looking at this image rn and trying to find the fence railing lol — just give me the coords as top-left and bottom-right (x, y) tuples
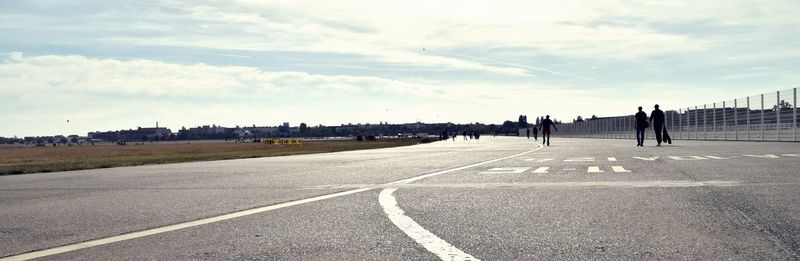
(557, 88), (799, 142)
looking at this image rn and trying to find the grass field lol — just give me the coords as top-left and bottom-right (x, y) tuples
(0, 139), (435, 175)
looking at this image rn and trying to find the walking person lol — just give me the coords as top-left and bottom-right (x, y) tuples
(635, 106), (648, 147)
(532, 125), (538, 141)
(541, 115), (557, 146)
(526, 128), (531, 139)
(650, 104), (665, 146)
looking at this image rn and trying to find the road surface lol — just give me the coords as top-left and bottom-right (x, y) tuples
(1, 137), (799, 260)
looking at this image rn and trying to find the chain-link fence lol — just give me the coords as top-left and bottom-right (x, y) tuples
(558, 88), (799, 142)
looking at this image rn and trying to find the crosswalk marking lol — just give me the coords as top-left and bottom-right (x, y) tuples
(633, 157), (659, 161)
(523, 158), (555, 162)
(612, 166), (631, 173)
(480, 167), (531, 174)
(668, 156), (707, 160)
(587, 166), (604, 173)
(743, 154), (780, 159)
(607, 157), (617, 162)
(532, 167), (550, 174)
(565, 157), (595, 162)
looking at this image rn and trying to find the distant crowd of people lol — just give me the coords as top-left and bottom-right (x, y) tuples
(438, 107), (675, 148)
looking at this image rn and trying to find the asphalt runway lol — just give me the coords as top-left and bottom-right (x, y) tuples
(1, 137), (799, 260)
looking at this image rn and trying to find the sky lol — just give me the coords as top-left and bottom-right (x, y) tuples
(1, 0), (799, 137)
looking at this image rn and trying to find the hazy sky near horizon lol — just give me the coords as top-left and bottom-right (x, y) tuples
(1, 0), (799, 136)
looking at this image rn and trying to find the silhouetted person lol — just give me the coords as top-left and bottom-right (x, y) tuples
(541, 115), (557, 146)
(526, 128), (531, 139)
(463, 131), (468, 140)
(532, 126), (538, 141)
(635, 106), (648, 147)
(650, 104), (665, 146)
(475, 132), (480, 140)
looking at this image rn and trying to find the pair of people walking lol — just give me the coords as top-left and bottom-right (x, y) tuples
(635, 104), (672, 147)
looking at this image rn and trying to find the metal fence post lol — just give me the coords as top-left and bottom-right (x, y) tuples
(712, 103), (716, 140)
(703, 104), (707, 140)
(678, 108), (682, 140)
(694, 106), (705, 140)
(722, 101), (726, 140)
(735, 102), (739, 139)
(761, 94), (765, 142)
(777, 91), (781, 141)
(794, 88), (797, 142)
(747, 97), (751, 141)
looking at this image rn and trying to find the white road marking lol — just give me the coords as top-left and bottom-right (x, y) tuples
(564, 157), (595, 162)
(782, 154), (800, 157)
(743, 154), (780, 159)
(532, 167), (550, 173)
(308, 180), (762, 189)
(607, 157), (617, 162)
(480, 167), (531, 174)
(668, 156), (708, 161)
(705, 156), (728, 160)
(389, 145), (543, 185)
(0, 188), (372, 261)
(524, 158), (554, 162)
(380, 145), (544, 260)
(612, 166), (631, 173)
(633, 157), (659, 161)
(587, 166), (604, 173)
(4, 144), (544, 261)
(563, 168), (576, 171)
(380, 188), (480, 261)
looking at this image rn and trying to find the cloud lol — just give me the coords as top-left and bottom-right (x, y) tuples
(0, 52), (451, 99)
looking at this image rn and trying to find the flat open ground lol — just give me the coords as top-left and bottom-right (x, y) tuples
(0, 139), (429, 175)
(1, 137), (799, 260)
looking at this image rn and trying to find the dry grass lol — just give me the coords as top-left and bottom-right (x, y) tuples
(0, 139), (433, 175)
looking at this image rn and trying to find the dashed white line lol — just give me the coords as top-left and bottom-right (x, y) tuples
(612, 166), (632, 173)
(743, 154), (780, 159)
(587, 166), (604, 173)
(668, 156), (708, 160)
(380, 188), (480, 261)
(564, 157), (595, 162)
(480, 167), (531, 174)
(532, 167), (550, 173)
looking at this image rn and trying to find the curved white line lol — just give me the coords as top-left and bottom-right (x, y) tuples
(380, 144), (543, 260)
(380, 188), (480, 261)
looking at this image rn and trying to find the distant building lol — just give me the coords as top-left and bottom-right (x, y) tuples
(89, 126), (172, 141)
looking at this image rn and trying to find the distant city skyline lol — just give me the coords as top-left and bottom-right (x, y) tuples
(2, 1), (799, 137)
